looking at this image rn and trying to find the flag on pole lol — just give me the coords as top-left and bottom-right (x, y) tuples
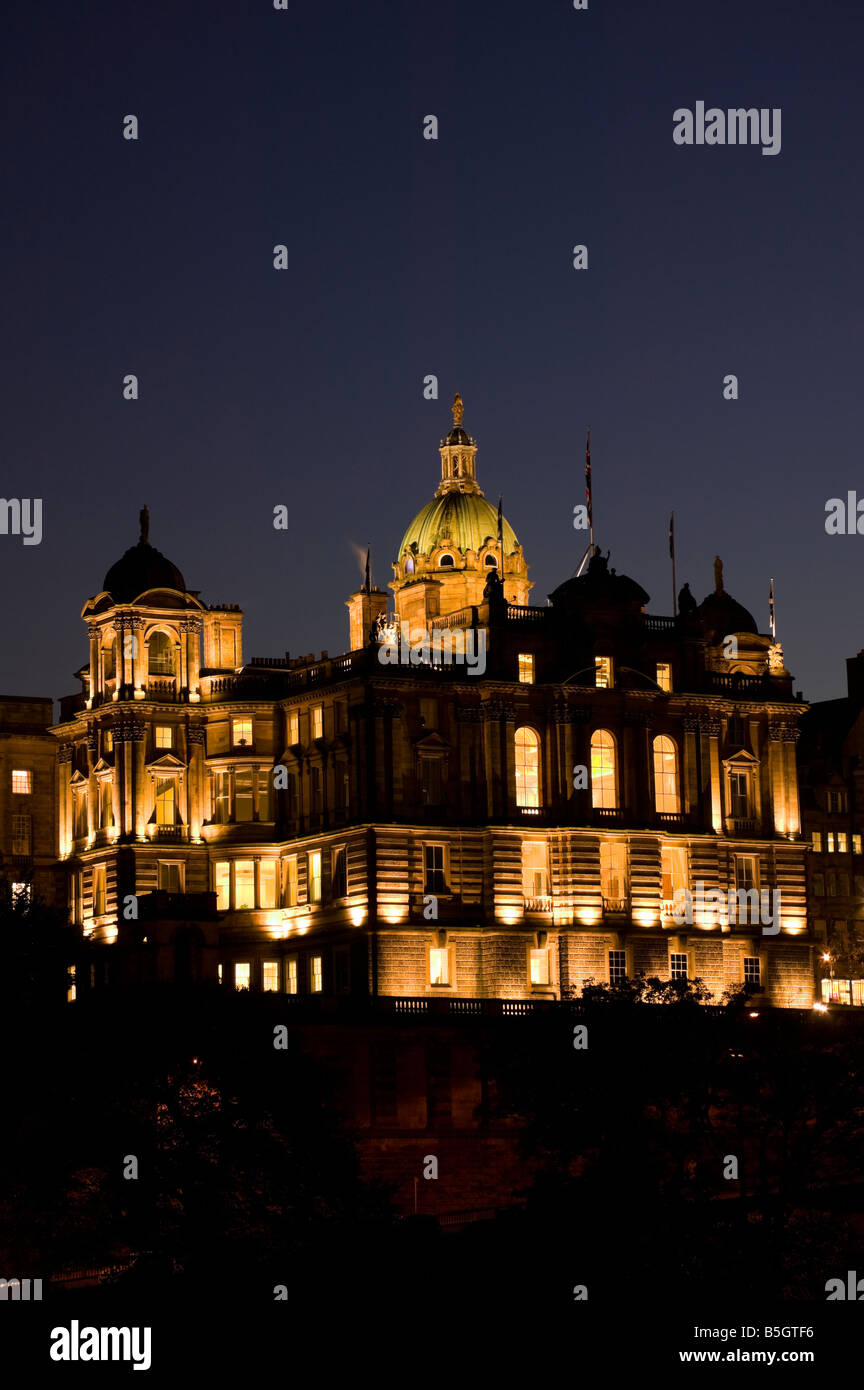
(769, 577), (775, 639)
(669, 511), (675, 559)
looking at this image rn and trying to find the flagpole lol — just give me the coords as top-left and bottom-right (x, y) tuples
(669, 512), (677, 616)
(769, 578), (776, 640)
(585, 428), (594, 554)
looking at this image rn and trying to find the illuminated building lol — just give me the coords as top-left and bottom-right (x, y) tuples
(48, 403), (813, 1007)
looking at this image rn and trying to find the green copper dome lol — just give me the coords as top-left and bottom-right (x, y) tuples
(399, 492), (519, 559)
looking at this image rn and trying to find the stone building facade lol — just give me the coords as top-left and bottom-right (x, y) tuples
(0, 696), (62, 907)
(49, 402), (815, 1008)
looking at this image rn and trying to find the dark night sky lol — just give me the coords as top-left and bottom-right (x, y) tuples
(2, 0), (862, 707)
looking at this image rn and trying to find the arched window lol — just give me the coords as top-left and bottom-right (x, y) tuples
(590, 730), (617, 808)
(148, 631), (175, 675)
(484, 554), (498, 567)
(404, 556), (415, 574)
(103, 638), (116, 679)
(653, 735), (679, 814)
(515, 727), (541, 809)
(438, 554), (455, 568)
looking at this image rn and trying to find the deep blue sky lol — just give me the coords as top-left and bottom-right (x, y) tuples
(2, 0), (862, 706)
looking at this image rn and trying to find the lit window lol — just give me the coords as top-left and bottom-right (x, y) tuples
(286, 958), (298, 994)
(67, 965), (76, 1003)
(743, 956), (761, 987)
(653, 735), (679, 814)
(11, 881), (30, 902)
(215, 861), (230, 910)
(594, 656), (613, 689)
(670, 952), (688, 980)
(661, 846), (688, 905)
(430, 948), (449, 985)
(288, 711), (300, 745)
(11, 770), (31, 794)
(232, 718), (253, 747)
(515, 727), (541, 809)
(11, 814), (31, 855)
(590, 730), (617, 809)
(854, 834), (863, 855)
(529, 948), (550, 985)
(104, 730), (114, 753)
(235, 963), (251, 991)
(155, 777), (176, 826)
(158, 861), (183, 892)
(838, 832), (849, 853)
(608, 949), (626, 983)
(826, 832), (835, 853)
(235, 860), (255, 909)
(600, 841), (628, 904)
(811, 831), (823, 852)
(212, 771), (230, 824)
(259, 860), (277, 909)
(308, 850), (322, 903)
(263, 961), (279, 992)
(283, 856), (298, 907)
(92, 865), (106, 916)
(218, 963), (223, 984)
(518, 654), (535, 685)
(655, 663), (672, 692)
(310, 955), (323, 993)
(522, 841), (549, 903)
(311, 706), (324, 740)
(424, 844), (447, 894)
(155, 726), (172, 749)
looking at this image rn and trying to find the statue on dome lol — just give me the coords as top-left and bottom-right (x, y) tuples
(139, 505), (150, 545)
(714, 555), (724, 593)
(678, 581), (697, 617)
(452, 393), (464, 427)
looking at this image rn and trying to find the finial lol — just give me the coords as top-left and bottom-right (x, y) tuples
(452, 393), (464, 427)
(713, 555), (723, 594)
(139, 505), (150, 545)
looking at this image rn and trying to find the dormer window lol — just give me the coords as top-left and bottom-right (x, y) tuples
(438, 554), (455, 568)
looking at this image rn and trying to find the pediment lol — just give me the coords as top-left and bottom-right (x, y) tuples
(722, 749), (760, 767)
(69, 769), (88, 786)
(414, 732), (451, 754)
(146, 753), (186, 773)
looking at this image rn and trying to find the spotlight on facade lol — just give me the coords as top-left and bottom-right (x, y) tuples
(812, 1002), (828, 1013)
(748, 1011), (759, 1018)
(350, 906), (366, 927)
(822, 953), (831, 962)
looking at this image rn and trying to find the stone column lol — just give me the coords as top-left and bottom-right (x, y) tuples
(682, 715), (700, 820)
(88, 625), (100, 703)
(132, 722), (147, 839)
(58, 744), (73, 856)
(86, 729), (97, 840)
(187, 724), (206, 840)
(783, 726), (801, 836)
(183, 618), (202, 700)
(702, 716), (722, 832)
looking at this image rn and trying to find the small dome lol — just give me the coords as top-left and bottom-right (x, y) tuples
(103, 542), (187, 603)
(698, 590), (757, 642)
(549, 550), (649, 610)
(399, 491), (518, 559)
(444, 426), (473, 446)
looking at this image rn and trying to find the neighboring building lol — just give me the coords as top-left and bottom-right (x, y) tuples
(50, 399), (814, 1007)
(799, 651), (864, 1005)
(0, 695), (61, 907)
